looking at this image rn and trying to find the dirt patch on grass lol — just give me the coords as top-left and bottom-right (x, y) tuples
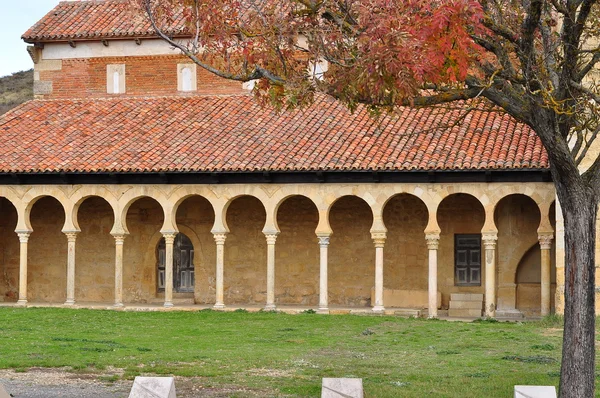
(0, 368), (278, 398)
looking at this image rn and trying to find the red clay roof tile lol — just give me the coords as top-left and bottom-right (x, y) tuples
(22, 0), (186, 43)
(0, 94), (549, 174)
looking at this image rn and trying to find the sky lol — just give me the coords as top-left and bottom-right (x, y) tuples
(0, 1), (61, 77)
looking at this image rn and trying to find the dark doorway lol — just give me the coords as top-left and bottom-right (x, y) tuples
(157, 233), (195, 293)
(455, 234), (481, 286)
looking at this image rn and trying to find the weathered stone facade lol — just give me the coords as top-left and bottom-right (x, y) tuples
(0, 182), (556, 316)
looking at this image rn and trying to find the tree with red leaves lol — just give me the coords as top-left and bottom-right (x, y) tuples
(135, 1), (600, 396)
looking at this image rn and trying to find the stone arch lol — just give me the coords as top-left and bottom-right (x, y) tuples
(0, 197), (20, 301)
(328, 195), (374, 307)
(275, 195), (320, 306)
(119, 194), (169, 234)
(122, 196), (165, 303)
(223, 195), (268, 305)
(169, 187), (219, 229)
(21, 191), (69, 232)
(382, 193), (430, 295)
(69, 187), (119, 232)
(222, 194), (270, 233)
(515, 243), (556, 316)
(74, 196), (116, 302)
(174, 195), (216, 304)
(494, 194), (541, 285)
(28, 196), (68, 302)
(435, 192), (486, 308)
(273, 194), (321, 233)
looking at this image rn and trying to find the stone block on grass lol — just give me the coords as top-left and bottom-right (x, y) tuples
(129, 376), (176, 398)
(322, 378), (363, 398)
(0, 384), (10, 398)
(514, 385), (557, 398)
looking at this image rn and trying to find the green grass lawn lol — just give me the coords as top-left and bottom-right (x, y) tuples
(0, 308), (570, 397)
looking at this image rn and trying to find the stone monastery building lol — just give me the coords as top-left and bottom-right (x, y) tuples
(0, 0), (563, 318)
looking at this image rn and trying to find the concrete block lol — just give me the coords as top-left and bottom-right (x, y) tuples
(449, 300), (484, 310)
(129, 376), (176, 398)
(514, 385), (557, 398)
(322, 378), (363, 398)
(0, 384), (10, 398)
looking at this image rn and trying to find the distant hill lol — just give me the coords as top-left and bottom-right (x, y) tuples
(0, 70), (33, 116)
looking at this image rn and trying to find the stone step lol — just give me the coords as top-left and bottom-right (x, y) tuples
(392, 309), (422, 318)
(450, 293), (484, 302)
(496, 309), (525, 320)
(448, 308), (483, 318)
(449, 300), (484, 310)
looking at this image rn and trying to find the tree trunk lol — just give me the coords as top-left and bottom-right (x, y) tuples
(558, 185), (597, 398)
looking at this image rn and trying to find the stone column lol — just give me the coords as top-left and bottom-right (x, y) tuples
(371, 232), (386, 313)
(265, 233), (279, 310)
(64, 231), (79, 305)
(163, 232), (177, 308)
(16, 231), (31, 306)
(426, 233), (440, 318)
(317, 234), (331, 313)
(539, 233), (554, 316)
(213, 233), (227, 309)
(482, 232), (498, 318)
(112, 233), (126, 307)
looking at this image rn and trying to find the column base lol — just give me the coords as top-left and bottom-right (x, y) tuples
(372, 305), (385, 313)
(16, 299), (27, 307)
(113, 302), (124, 308)
(64, 300), (75, 306)
(164, 302), (174, 308)
(317, 307), (329, 314)
(427, 313), (438, 319)
(264, 304), (277, 311)
(213, 303), (226, 310)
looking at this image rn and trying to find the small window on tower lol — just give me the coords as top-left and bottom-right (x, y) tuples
(107, 64), (125, 94)
(178, 64), (197, 92)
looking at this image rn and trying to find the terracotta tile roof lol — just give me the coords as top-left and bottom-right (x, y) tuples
(22, 0), (186, 43)
(0, 95), (548, 173)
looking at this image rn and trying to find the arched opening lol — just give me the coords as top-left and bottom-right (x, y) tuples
(436, 193), (485, 309)
(0, 198), (19, 302)
(175, 195), (215, 304)
(76, 196), (115, 302)
(515, 244), (556, 317)
(124, 197), (164, 303)
(382, 194), (429, 308)
(329, 195), (373, 307)
(29, 196), (66, 303)
(224, 196), (267, 305)
(275, 195), (319, 306)
(494, 194), (541, 313)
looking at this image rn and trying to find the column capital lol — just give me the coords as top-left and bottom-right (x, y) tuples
(538, 233), (554, 250)
(482, 231), (498, 248)
(16, 230), (32, 242)
(111, 233), (127, 244)
(317, 234), (330, 246)
(425, 233), (440, 250)
(371, 232), (386, 248)
(162, 232), (177, 244)
(213, 232), (227, 244)
(264, 232), (279, 245)
(63, 230), (80, 242)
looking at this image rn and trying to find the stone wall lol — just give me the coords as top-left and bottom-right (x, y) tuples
(0, 198), (18, 301)
(76, 197), (115, 302)
(28, 197), (67, 302)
